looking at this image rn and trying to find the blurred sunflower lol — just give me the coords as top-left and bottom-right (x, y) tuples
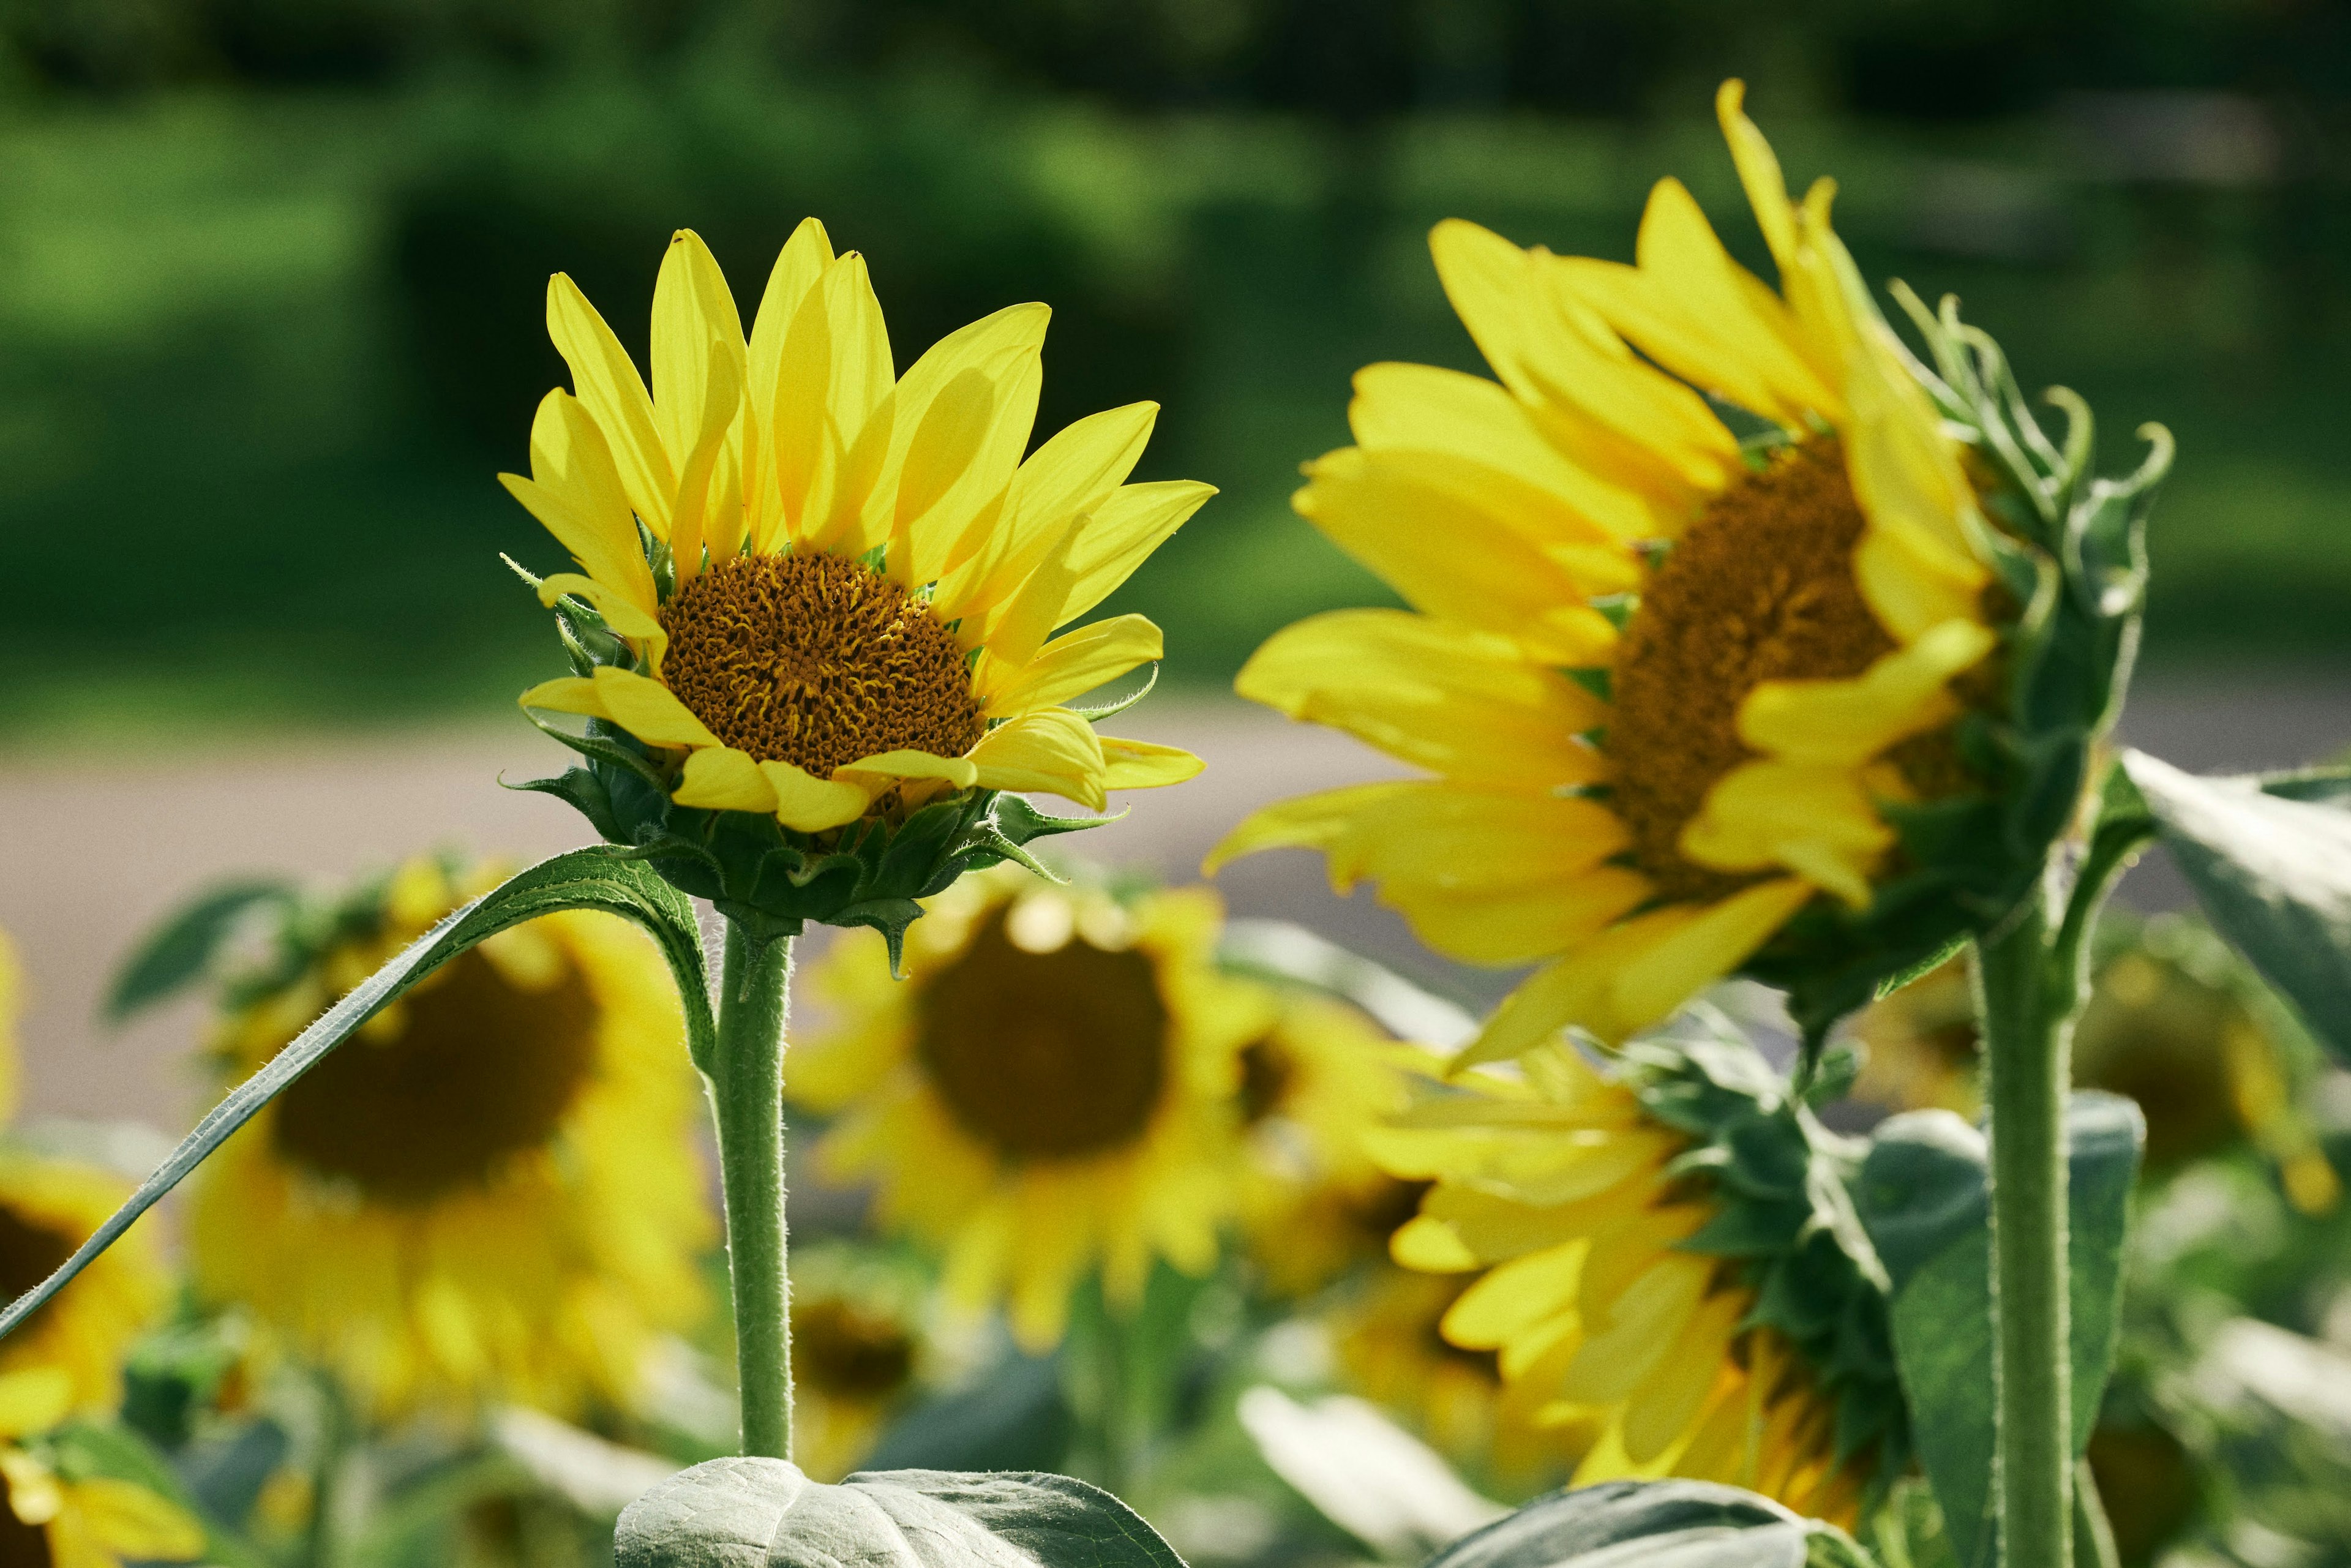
(511, 219), (1207, 838)
(1848, 955), (1979, 1116)
(786, 1245), (929, 1483)
(790, 868), (1266, 1351)
(1369, 1028), (1899, 1526)
(1329, 1267), (1581, 1488)
(0, 930), (168, 1412)
(0, 1367), (204, 1568)
(1231, 996), (1421, 1297)
(1209, 81), (2007, 1060)
(190, 858), (712, 1417)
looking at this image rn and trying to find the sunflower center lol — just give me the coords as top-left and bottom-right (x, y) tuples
(271, 946), (599, 1206)
(1609, 438), (1895, 902)
(0, 1204), (75, 1342)
(0, 1469), (48, 1568)
(790, 1297), (916, 1401)
(1235, 1038), (1296, 1126)
(658, 552), (986, 777)
(913, 909), (1170, 1161)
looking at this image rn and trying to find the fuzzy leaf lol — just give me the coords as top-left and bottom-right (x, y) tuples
(0, 847), (714, 1343)
(1853, 1095), (2144, 1568)
(2119, 749), (2351, 1063)
(1424, 1479), (1872, 1568)
(613, 1460), (1185, 1568)
(103, 880), (298, 1024)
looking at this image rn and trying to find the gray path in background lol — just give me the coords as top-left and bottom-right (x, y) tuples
(1, 678), (2342, 1131)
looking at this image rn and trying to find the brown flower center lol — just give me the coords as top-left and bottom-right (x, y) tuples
(1608, 438), (1897, 902)
(914, 908), (1170, 1161)
(271, 943), (599, 1206)
(1236, 1037), (1297, 1127)
(791, 1296), (917, 1401)
(0, 1203), (76, 1343)
(658, 552), (986, 777)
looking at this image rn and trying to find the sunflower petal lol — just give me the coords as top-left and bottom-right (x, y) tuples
(981, 613), (1162, 716)
(68, 1478), (208, 1559)
(1098, 735), (1202, 790)
(969, 708), (1108, 809)
(586, 667), (721, 749)
(650, 229), (747, 476)
(758, 760), (872, 832)
(1737, 618), (1996, 765)
(840, 751), (980, 789)
(1681, 762), (1894, 909)
(936, 401), (1159, 622)
(1048, 479), (1216, 630)
(511, 389), (657, 613)
(672, 746), (779, 812)
(1610, 878), (1817, 1034)
(547, 272), (674, 537)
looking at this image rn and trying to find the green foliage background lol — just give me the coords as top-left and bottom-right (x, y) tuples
(2, 0), (2347, 737)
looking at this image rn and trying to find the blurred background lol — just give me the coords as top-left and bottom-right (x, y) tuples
(3, 0), (2349, 1116)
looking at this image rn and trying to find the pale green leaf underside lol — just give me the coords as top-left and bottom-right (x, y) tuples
(614, 1459), (1184, 1568)
(1423, 1479), (1871, 1568)
(0, 847), (714, 1344)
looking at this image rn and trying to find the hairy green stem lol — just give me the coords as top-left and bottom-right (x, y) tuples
(713, 921), (795, 1460)
(1976, 883), (2074, 1568)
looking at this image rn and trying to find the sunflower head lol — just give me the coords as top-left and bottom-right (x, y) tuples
(1367, 1012), (1902, 1524)
(504, 222), (1210, 959)
(786, 1244), (932, 1483)
(189, 855), (712, 1417)
(790, 866), (1269, 1351)
(1209, 80), (2171, 1065)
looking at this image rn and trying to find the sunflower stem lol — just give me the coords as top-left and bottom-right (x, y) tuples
(713, 920), (795, 1461)
(1976, 879), (2076, 1568)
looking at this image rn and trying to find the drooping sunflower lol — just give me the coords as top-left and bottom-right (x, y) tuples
(784, 1244), (930, 1484)
(506, 220), (1208, 936)
(1367, 1024), (1900, 1526)
(190, 857), (712, 1418)
(1209, 81), (2025, 1060)
(0, 931), (168, 1413)
(789, 868), (1268, 1351)
(0, 1367), (204, 1568)
(1231, 999), (1422, 1297)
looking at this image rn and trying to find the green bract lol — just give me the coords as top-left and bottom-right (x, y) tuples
(1745, 294), (2173, 1048)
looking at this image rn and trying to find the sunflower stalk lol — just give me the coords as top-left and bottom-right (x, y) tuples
(711, 920), (796, 1460)
(1975, 878), (2080, 1568)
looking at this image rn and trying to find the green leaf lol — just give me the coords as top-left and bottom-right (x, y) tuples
(2120, 749), (2351, 1063)
(1853, 1095), (2145, 1568)
(1, 847), (713, 1343)
(102, 880), (298, 1024)
(1423, 1479), (1873, 1568)
(613, 1459), (1185, 1567)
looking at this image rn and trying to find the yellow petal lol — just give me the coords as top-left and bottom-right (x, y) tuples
(1737, 618), (1996, 765)
(1559, 1255), (1709, 1405)
(1296, 446), (1630, 662)
(758, 760), (872, 832)
(0, 1368), (72, 1439)
(1454, 909), (1704, 1067)
(1346, 361), (1661, 544)
(664, 344), (745, 584)
(516, 675), (607, 719)
(1444, 1242), (1584, 1348)
(533, 572), (667, 667)
(1395, 872), (1655, 968)
(1045, 479), (1217, 631)
(1716, 79), (1797, 271)
(1391, 1214), (1479, 1272)
(1098, 735), (1202, 791)
(587, 667), (721, 749)
(650, 229), (747, 477)
(858, 302), (1048, 561)
(1681, 761), (1894, 909)
(970, 708), (1108, 809)
(743, 216), (834, 531)
(66, 1478), (208, 1559)
(981, 613), (1163, 716)
(1619, 1288), (1745, 1464)
(1235, 609), (1607, 789)
(839, 751), (980, 789)
(891, 355), (1036, 587)
(936, 401), (1159, 622)
(509, 389), (656, 613)
(1609, 878), (1817, 1035)
(672, 746), (779, 813)
(547, 271), (675, 537)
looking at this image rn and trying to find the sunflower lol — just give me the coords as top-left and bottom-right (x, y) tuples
(784, 1245), (930, 1484)
(1367, 1030), (1895, 1526)
(508, 220), (1208, 853)
(0, 932), (168, 1414)
(1328, 1266), (1581, 1490)
(789, 868), (1266, 1351)
(1209, 81), (2011, 1062)
(189, 857), (712, 1418)
(1848, 955), (1979, 1117)
(0, 1368), (204, 1568)
(1231, 998), (1422, 1297)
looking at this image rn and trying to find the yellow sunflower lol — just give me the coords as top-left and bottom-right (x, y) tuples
(509, 219), (1208, 839)
(789, 868), (1267, 1351)
(1848, 955), (1979, 1117)
(1231, 999), (1422, 1297)
(1368, 1040), (1883, 1526)
(785, 1245), (929, 1484)
(1209, 81), (2003, 1061)
(190, 857), (712, 1418)
(0, 931), (168, 1413)
(0, 1368), (204, 1568)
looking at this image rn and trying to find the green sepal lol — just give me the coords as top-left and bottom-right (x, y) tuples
(517, 733), (1119, 955)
